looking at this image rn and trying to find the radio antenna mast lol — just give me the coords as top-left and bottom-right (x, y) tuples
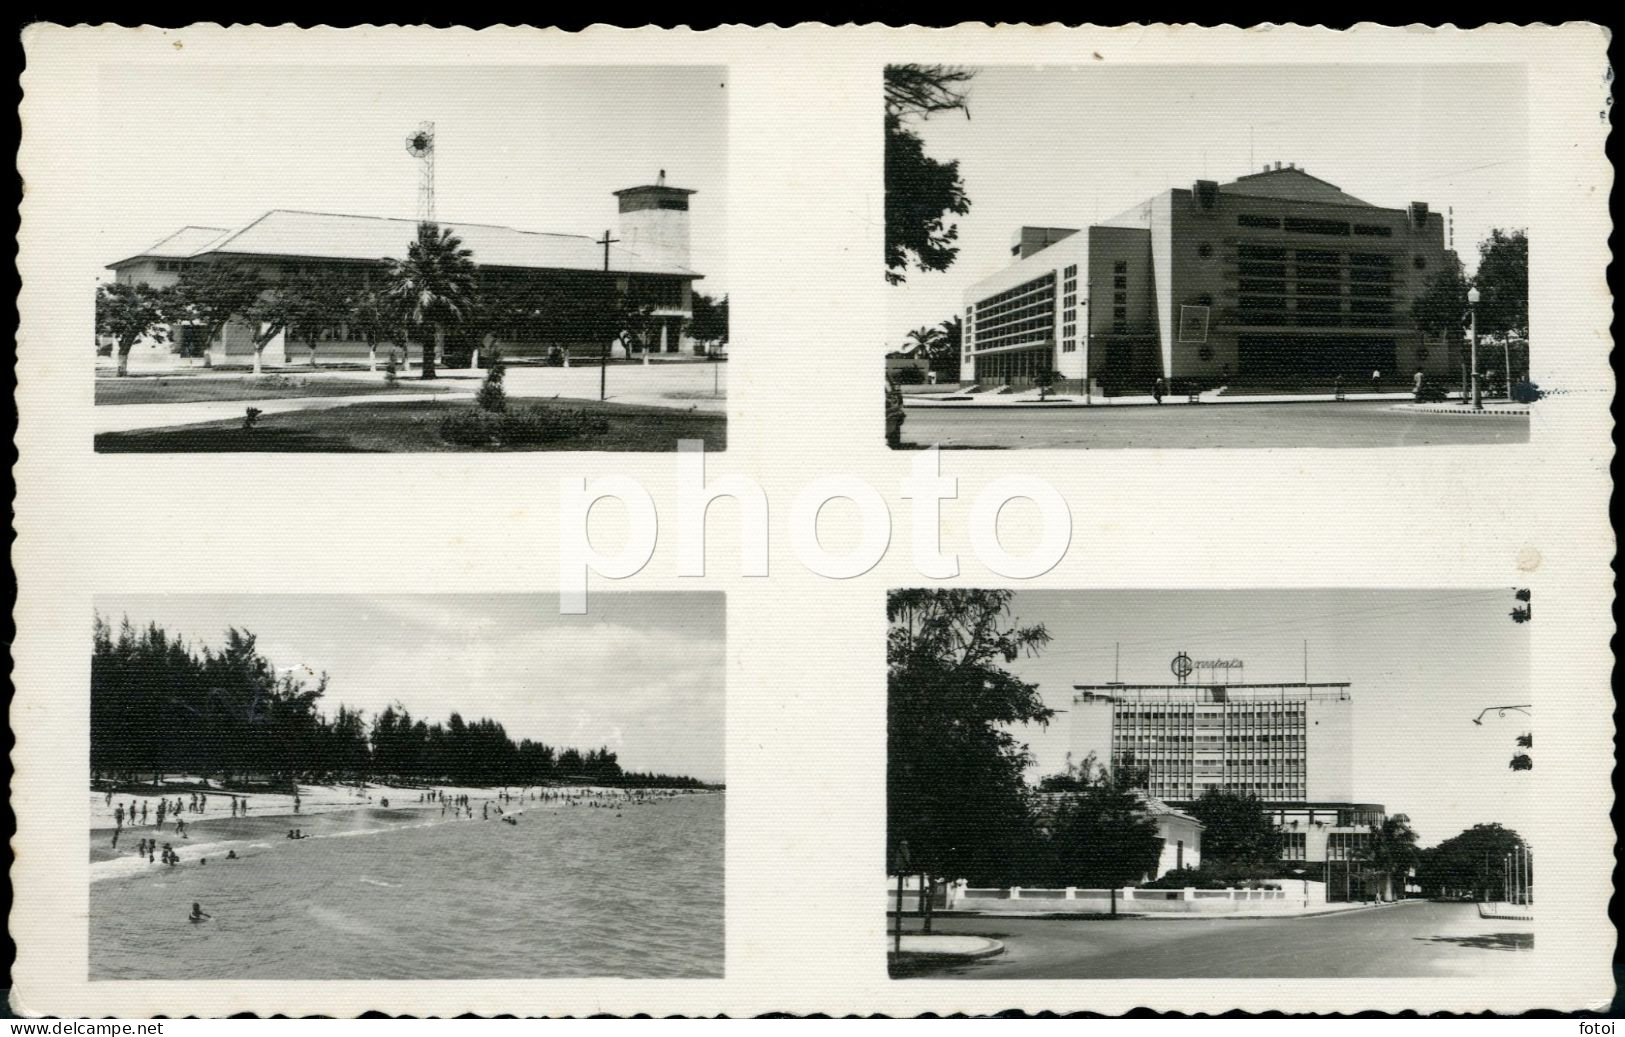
(405, 122), (437, 225)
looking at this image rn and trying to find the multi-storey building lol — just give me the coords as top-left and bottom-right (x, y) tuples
(1070, 675), (1390, 899)
(105, 176), (704, 366)
(960, 163), (1459, 394)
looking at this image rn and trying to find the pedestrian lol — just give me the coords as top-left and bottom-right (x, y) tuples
(115, 804), (125, 828)
(1152, 377), (1165, 405)
(1413, 368), (1424, 400)
(1371, 368), (1382, 394)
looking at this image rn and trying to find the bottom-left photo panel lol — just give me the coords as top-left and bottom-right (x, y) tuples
(87, 592), (727, 980)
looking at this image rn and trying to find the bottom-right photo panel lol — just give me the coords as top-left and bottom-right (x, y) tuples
(887, 588), (1534, 981)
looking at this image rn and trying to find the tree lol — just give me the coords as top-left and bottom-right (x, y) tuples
(888, 589), (1054, 892)
(903, 325), (945, 356)
(1473, 228), (1528, 344)
(283, 272), (351, 369)
(95, 282), (173, 377)
(615, 281), (660, 356)
(243, 274), (323, 376)
(387, 222), (478, 380)
(1361, 813), (1420, 901)
(1042, 758), (1164, 894)
(1188, 788), (1284, 868)
(1033, 365), (1058, 401)
(1411, 262), (1470, 340)
(172, 260), (265, 368)
(884, 65), (974, 285)
(345, 272), (397, 372)
(688, 292), (729, 352)
(1414, 823), (1527, 900)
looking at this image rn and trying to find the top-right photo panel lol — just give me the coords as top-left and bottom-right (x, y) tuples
(883, 64), (1531, 450)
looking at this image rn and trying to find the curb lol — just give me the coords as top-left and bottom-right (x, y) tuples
(892, 935), (1006, 959)
(1394, 405), (1532, 417)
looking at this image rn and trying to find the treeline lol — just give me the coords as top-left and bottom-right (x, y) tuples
(91, 614), (714, 790)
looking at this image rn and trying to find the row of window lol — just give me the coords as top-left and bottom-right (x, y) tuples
(1236, 214), (1397, 237)
(1060, 265), (1079, 354)
(972, 273), (1057, 351)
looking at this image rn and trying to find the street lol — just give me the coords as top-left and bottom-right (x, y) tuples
(900, 401), (1530, 450)
(900, 902), (1534, 978)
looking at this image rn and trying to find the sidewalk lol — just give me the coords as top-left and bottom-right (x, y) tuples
(903, 388), (1429, 409)
(93, 391), (477, 434)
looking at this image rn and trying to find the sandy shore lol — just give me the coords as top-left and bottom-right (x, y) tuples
(90, 782), (718, 871)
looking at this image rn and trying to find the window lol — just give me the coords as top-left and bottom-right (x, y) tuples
(1414, 255), (1428, 270)
(971, 272), (1057, 351)
(1238, 214), (1281, 229)
(1113, 292), (1126, 304)
(1113, 261), (1127, 274)
(1179, 304), (1210, 344)
(1284, 217), (1351, 236)
(1197, 242), (1214, 259)
(1353, 223), (1393, 237)
(1113, 276), (1127, 290)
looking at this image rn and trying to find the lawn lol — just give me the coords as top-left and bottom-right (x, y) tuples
(95, 375), (452, 406)
(94, 397), (727, 452)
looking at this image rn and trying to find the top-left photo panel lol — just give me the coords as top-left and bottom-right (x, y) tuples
(93, 64), (728, 453)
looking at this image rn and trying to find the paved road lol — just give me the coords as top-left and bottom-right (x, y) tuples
(900, 401), (1529, 449)
(905, 902), (1534, 978)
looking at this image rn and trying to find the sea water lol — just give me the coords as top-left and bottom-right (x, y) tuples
(89, 794), (723, 979)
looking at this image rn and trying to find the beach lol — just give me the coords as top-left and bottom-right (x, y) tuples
(89, 783), (724, 979)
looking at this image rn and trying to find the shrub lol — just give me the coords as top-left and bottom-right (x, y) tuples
(438, 404), (610, 448)
(892, 366), (926, 385)
(476, 348), (508, 413)
(1140, 865), (1284, 890)
(255, 374), (306, 390)
(384, 351), (400, 387)
(545, 347), (567, 368)
(1511, 380), (1543, 404)
(1414, 381), (1450, 403)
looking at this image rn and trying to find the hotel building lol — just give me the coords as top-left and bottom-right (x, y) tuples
(1070, 676), (1390, 899)
(960, 164), (1459, 394)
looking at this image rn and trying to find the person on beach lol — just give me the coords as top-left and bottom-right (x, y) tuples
(231, 799), (238, 817)
(141, 802), (148, 823)
(482, 804), (488, 820)
(243, 799), (250, 814)
(148, 846), (155, 863)
(115, 804), (124, 828)
(176, 817), (188, 838)
(189, 903), (210, 923)
(227, 850), (237, 859)
(156, 801), (166, 828)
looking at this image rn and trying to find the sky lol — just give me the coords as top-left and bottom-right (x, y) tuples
(94, 65), (728, 294)
(887, 63), (1529, 345)
(976, 589), (1532, 848)
(95, 594), (727, 784)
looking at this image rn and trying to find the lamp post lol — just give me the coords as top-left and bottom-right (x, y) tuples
(1467, 286), (1483, 411)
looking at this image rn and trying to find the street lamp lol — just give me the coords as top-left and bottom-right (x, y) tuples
(1467, 286), (1483, 411)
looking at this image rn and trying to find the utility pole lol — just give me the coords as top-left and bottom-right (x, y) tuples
(598, 229), (620, 402)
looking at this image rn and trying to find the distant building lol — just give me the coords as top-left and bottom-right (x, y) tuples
(960, 164), (1459, 393)
(106, 175), (704, 366)
(1070, 676), (1392, 900)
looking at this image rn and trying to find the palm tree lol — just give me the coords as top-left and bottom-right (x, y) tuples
(903, 325), (944, 355)
(1363, 814), (1421, 902)
(386, 222), (477, 380)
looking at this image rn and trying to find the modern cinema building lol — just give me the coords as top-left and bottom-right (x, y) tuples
(105, 176), (704, 366)
(1070, 674), (1393, 899)
(960, 164), (1458, 394)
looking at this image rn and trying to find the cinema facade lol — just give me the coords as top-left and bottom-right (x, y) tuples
(104, 178), (705, 367)
(960, 165), (1459, 394)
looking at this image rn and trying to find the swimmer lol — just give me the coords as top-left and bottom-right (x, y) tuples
(189, 902), (210, 923)
(226, 850), (238, 860)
